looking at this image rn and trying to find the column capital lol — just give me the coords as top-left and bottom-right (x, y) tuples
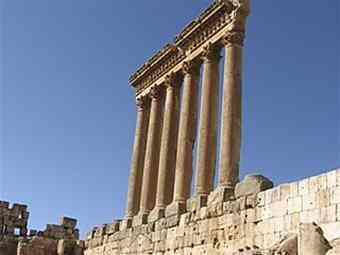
(164, 72), (180, 89)
(222, 30), (245, 47)
(149, 86), (162, 100)
(136, 96), (149, 111)
(182, 60), (200, 76)
(201, 43), (220, 63)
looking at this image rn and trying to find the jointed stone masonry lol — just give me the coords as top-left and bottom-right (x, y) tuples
(85, 0), (340, 254)
(85, 169), (340, 254)
(0, 203), (84, 255)
(0, 202), (29, 237)
(1, 0), (338, 255)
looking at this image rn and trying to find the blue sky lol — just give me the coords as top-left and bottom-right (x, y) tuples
(1, 0), (339, 237)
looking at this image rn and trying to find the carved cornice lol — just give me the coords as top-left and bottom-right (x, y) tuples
(129, 0), (250, 95)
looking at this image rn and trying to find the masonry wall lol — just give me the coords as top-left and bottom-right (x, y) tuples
(0, 202), (29, 237)
(0, 202), (84, 255)
(84, 168), (340, 254)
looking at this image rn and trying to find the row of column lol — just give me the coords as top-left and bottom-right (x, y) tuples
(126, 30), (245, 220)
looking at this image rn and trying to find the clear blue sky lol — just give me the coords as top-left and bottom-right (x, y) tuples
(1, 0), (339, 237)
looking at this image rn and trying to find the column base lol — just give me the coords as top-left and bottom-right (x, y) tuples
(165, 201), (187, 218)
(187, 194), (208, 213)
(148, 207), (165, 222)
(120, 218), (132, 230)
(133, 212), (149, 227)
(207, 186), (235, 206)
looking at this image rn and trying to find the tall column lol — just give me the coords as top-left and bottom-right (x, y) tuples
(195, 43), (220, 202)
(151, 74), (180, 220)
(166, 61), (200, 216)
(125, 97), (150, 219)
(138, 86), (163, 223)
(219, 30), (245, 189)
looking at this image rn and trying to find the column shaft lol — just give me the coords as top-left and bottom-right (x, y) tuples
(155, 75), (180, 209)
(173, 61), (200, 204)
(139, 87), (163, 214)
(219, 31), (244, 188)
(196, 44), (220, 196)
(125, 97), (149, 218)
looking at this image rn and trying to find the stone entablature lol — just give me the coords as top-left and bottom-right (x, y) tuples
(129, 0), (249, 96)
(84, 168), (340, 254)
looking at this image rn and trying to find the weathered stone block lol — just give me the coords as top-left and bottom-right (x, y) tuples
(269, 234), (298, 255)
(298, 178), (310, 195)
(284, 213), (301, 232)
(235, 175), (273, 199)
(316, 189), (331, 208)
(255, 192), (265, 207)
(149, 207), (165, 222)
(166, 214), (181, 228)
(300, 209), (320, 224)
(60, 216), (77, 230)
(271, 200), (288, 218)
(288, 196), (302, 214)
(327, 170), (338, 188)
(330, 187), (340, 204)
(320, 205), (337, 223)
(165, 202), (186, 218)
(298, 223), (331, 255)
(120, 218), (131, 230)
(207, 186), (234, 206)
(106, 221), (120, 234)
(302, 193), (316, 211)
(133, 212), (148, 227)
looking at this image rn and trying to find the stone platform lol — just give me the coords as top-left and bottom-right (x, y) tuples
(84, 168), (340, 255)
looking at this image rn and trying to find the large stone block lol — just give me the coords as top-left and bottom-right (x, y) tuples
(298, 223), (331, 255)
(330, 187), (340, 204)
(269, 234), (298, 255)
(60, 217), (77, 230)
(235, 175), (273, 199)
(287, 196), (302, 214)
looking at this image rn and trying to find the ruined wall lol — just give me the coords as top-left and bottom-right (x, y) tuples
(0, 202), (29, 237)
(84, 168), (340, 254)
(0, 202), (84, 255)
(17, 217), (84, 255)
(0, 202), (30, 255)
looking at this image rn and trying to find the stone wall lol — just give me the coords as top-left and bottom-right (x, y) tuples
(0, 202), (29, 237)
(0, 237), (19, 255)
(84, 168), (340, 254)
(0, 202), (84, 255)
(16, 216), (84, 255)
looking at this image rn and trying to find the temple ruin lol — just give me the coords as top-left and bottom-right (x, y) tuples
(1, 0), (339, 255)
(0, 202), (84, 255)
(84, 0), (340, 254)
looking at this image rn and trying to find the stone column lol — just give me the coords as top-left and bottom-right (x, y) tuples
(219, 30), (244, 190)
(137, 86), (163, 224)
(150, 73), (180, 221)
(125, 97), (149, 220)
(195, 43), (220, 206)
(166, 60), (200, 216)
